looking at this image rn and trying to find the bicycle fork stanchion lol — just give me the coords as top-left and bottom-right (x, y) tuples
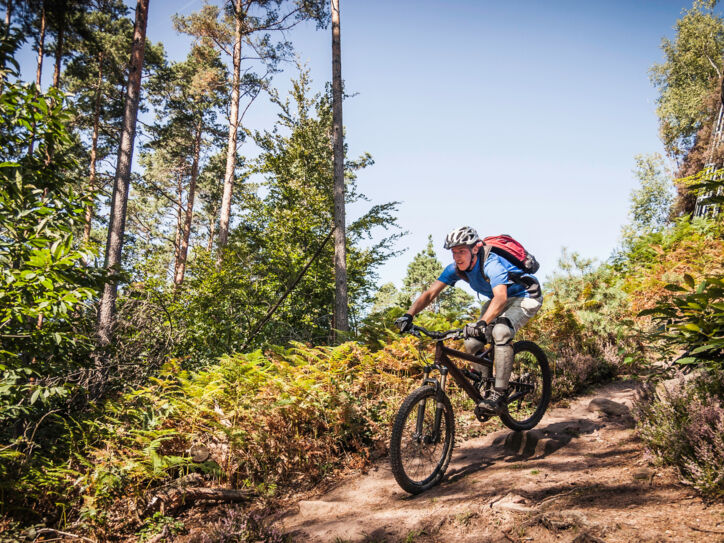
(433, 366), (449, 442)
(415, 366), (434, 441)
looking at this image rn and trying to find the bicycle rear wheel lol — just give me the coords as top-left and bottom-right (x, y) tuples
(499, 341), (551, 431)
(389, 386), (455, 494)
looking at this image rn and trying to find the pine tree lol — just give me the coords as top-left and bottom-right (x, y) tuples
(399, 236), (474, 315)
(140, 43), (228, 286)
(62, 0), (133, 245)
(330, 0), (346, 337)
(97, 0), (149, 346)
(174, 0), (328, 252)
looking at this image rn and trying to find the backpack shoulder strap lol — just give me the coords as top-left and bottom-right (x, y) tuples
(480, 244), (492, 283)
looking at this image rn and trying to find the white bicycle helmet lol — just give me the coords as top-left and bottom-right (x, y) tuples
(443, 226), (480, 249)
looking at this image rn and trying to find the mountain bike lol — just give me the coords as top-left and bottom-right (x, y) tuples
(389, 324), (551, 494)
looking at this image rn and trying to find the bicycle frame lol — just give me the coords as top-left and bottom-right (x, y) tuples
(426, 341), (491, 404)
(420, 339), (535, 433)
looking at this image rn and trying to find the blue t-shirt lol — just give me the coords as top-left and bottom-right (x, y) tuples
(438, 253), (541, 299)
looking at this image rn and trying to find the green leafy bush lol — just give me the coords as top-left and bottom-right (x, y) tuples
(0, 28), (109, 521)
(639, 274), (724, 368)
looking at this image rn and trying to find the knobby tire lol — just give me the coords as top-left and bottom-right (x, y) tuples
(499, 340), (551, 431)
(389, 386), (455, 495)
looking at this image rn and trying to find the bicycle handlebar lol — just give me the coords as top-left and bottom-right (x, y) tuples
(407, 324), (463, 341)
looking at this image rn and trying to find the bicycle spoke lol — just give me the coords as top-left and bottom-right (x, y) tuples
(399, 398), (448, 485)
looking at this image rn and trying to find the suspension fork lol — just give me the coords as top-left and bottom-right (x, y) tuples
(415, 344), (449, 442)
(415, 342), (449, 443)
(433, 367), (449, 441)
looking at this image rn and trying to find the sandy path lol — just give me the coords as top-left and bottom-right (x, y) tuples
(275, 380), (724, 543)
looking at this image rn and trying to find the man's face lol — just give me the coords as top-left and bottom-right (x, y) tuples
(451, 244), (476, 269)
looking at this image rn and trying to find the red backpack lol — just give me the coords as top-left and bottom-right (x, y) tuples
(478, 235), (540, 282)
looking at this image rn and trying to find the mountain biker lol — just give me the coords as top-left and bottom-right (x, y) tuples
(395, 226), (543, 414)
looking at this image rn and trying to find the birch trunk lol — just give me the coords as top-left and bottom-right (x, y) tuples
(217, 0), (242, 250)
(97, 0), (149, 346)
(174, 120), (203, 287)
(331, 0), (348, 336)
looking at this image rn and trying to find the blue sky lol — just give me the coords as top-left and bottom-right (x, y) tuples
(19, 0), (699, 293)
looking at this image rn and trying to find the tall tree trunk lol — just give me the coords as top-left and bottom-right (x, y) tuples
(97, 0), (149, 347)
(28, 3), (47, 154)
(331, 0), (348, 337)
(207, 213), (217, 252)
(84, 53), (104, 245)
(52, 13), (64, 88)
(217, 0), (242, 251)
(35, 2), (46, 87)
(174, 120), (203, 287)
(173, 172), (184, 278)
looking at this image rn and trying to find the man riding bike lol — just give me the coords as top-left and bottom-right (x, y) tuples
(395, 226), (543, 414)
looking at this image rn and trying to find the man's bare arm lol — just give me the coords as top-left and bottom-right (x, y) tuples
(480, 284), (508, 324)
(407, 280), (448, 316)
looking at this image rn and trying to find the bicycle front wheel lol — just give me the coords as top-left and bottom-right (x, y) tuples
(389, 386), (455, 494)
(499, 341), (551, 431)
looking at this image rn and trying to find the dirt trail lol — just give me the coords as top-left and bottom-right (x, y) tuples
(274, 381), (724, 543)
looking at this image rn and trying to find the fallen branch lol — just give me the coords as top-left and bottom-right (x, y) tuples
(687, 523), (724, 535)
(536, 488), (580, 509)
(143, 473), (255, 516)
(33, 528), (96, 543)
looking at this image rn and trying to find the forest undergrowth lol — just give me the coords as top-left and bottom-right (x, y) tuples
(3, 1), (724, 541)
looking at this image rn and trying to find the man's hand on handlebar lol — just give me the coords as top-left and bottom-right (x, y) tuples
(394, 313), (414, 333)
(463, 320), (492, 343)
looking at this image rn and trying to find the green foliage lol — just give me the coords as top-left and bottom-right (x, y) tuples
(636, 370), (724, 498)
(0, 31), (113, 529)
(398, 235), (474, 314)
(167, 68), (401, 363)
(369, 282), (400, 314)
(137, 513), (185, 542)
(651, 0), (724, 159)
(680, 165), (724, 208)
(621, 154), (674, 244)
(639, 274), (724, 367)
(524, 249), (635, 399)
(398, 235), (441, 309)
(0, 32), (107, 422)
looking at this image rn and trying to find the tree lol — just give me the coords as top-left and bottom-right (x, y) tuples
(174, 0), (328, 252)
(170, 69), (400, 361)
(140, 43), (228, 286)
(330, 0), (346, 337)
(47, 0), (89, 88)
(97, 0), (149, 346)
(651, 0), (724, 185)
(625, 154), (674, 233)
(62, 0), (133, 245)
(0, 28), (106, 427)
(369, 282), (399, 314)
(34, 0), (45, 86)
(399, 236), (474, 315)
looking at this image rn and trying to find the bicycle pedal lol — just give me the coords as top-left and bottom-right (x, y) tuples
(474, 404), (495, 419)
